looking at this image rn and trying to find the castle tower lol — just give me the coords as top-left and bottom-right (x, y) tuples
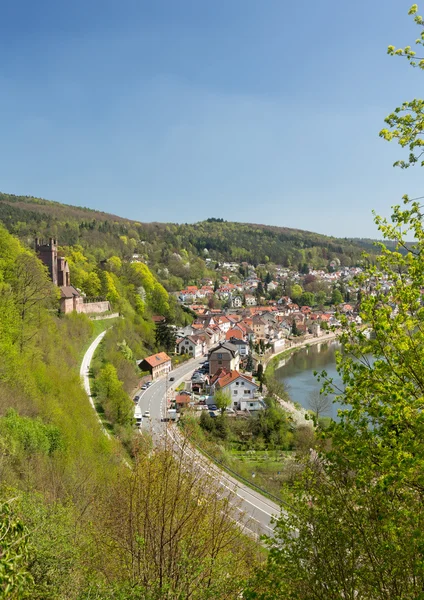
(35, 238), (58, 285)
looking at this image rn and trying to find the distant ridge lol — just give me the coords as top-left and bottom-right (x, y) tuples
(0, 190), (373, 268)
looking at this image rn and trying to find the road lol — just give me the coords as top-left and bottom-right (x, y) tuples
(80, 336), (281, 538)
(80, 330), (111, 438)
(136, 357), (280, 537)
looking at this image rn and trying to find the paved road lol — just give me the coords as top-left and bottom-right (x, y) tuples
(136, 358), (280, 537)
(80, 336), (282, 538)
(80, 330), (111, 438)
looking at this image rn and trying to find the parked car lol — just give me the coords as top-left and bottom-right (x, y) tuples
(141, 384), (147, 390)
(143, 410), (150, 418)
(134, 395), (140, 403)
(208, 404), (218, 411)
(146, 381), (152, 387)
(169, 376), (175, 382)
(208, 411), (217, 418)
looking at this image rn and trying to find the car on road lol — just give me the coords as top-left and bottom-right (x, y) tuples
(141, 384), (147, 390)
(134, 395), (140, 403)
(169, 377), (175, 382)
(143, 410), (151, 418)
(146, 381), (152, 387)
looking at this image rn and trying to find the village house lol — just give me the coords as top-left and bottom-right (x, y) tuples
(210, 369), (261, 411)
(310, 322), (321, 337)
(216, 315), (231, 335)
(175, 335), (206, 358)
(231, 295), (243, 308)
(138, 352), (172, 380)
(225, 327), (244, 342)
(245, 294), (257, 306)
(175, 391), (192, 411)
(227, 337), (250, 358)
(208, 342), (240, 376)
(252, 315), (268, 339)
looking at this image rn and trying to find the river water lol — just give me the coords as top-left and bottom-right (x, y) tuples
(273, 340), (343, 420)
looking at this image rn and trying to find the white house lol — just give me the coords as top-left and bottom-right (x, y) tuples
(216, 316), (231, 335)
(211, 370), (260, 410)
(245, 294), (257, 306)
(239, 398), (264, 411)
(227, 337), (250, 358)
(176, 335), (205, 358)
(231, 295), (243, 308)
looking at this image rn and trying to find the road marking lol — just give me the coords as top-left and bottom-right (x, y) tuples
(166, 429), (277, 520)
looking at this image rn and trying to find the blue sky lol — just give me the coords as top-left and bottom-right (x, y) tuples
(0, 0), (422, 237)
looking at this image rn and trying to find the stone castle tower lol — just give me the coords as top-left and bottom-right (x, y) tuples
(34, 237), (110, 315)
(35, 238), (70, 287)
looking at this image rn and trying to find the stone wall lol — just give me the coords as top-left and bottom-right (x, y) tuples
(78, 301), (111, 314)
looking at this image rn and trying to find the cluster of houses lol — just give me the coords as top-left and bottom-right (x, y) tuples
(174, 340), (263, 413)
(137, 339), (263, 414)
(176, 261), (364, 309)
(174, 298), (360, 360)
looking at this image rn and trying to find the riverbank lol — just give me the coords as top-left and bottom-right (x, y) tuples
(264, 331), (339, 426)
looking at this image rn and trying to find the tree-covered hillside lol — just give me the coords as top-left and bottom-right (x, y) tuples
(0, 222), (260, 598)
(0, 192), (368, 290)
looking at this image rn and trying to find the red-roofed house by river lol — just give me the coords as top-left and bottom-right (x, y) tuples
(138, 352), (172, 380)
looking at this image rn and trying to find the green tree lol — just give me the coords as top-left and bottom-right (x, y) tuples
(290, 284), (302, 300)
(0, 498), (34, 598)
(256, 363), (264, 382)
(155, 320), (176, 352)
(11, 253), (56, 351)
(95, 363), (133, 426)
(246, 8), (424, 594)
(316, 289), (327, 307)
(95, 444), (258, 599)
(380, 4), (424, 168)
(256, 281), (264, 298)
(106, 255), (122, 273)
(214, 389), (231, 415)
(247, 199), (424, 597)
(330, 287), (343, 306)
(298, 291), (315, 307)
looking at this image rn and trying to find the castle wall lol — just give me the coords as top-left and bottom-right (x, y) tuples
(78, 301), (111, 314)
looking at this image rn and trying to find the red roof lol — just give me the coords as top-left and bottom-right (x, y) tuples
(152, 315), (166, 323)
(225, 328), (244, 341)
(141, 352), (171, 368)
(175, 393), (191, 404)
(214, 370), (258, 390)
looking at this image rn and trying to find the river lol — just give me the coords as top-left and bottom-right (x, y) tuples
(273, 340), (343, 420)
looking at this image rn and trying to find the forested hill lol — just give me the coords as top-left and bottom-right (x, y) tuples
(0, 192), (368, 278)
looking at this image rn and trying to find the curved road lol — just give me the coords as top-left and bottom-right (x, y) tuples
(81, 337), (281, 538)
(137, 358), (280, 537)
(80, 330), (111, 438)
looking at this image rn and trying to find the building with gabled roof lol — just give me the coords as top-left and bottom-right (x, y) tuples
(211, 369), (260, 411)
(208, 341), (240, 375)
(138, 352), (172, 380)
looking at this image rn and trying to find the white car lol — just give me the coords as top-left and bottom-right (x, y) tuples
(143, 410), (151, 418)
